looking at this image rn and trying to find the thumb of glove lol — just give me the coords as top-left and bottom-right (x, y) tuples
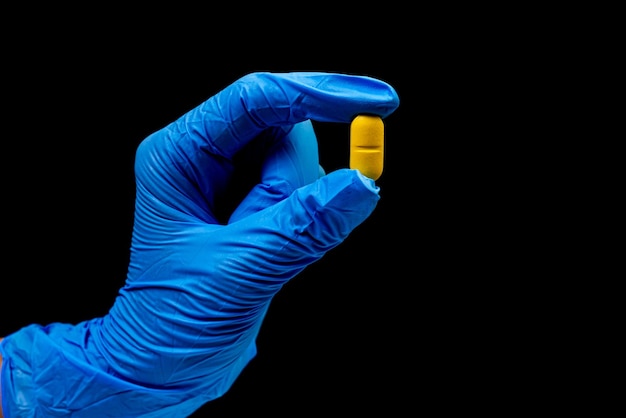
(283, 168), (379, 257)
(224, 168), (379, 303)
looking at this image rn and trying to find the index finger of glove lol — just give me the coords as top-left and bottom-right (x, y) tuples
(173, 71), (400, 160)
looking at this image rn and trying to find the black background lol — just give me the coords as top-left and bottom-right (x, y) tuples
(0, 13), (556, 416)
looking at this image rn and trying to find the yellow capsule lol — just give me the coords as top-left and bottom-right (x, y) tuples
(350, 114), (384, 180)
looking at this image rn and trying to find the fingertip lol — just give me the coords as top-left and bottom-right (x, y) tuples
(353, 169), (381, 194)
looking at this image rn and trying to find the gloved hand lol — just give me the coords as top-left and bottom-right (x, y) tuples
(0, 72), (399, 417)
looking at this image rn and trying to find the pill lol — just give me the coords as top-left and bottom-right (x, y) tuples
(350, 114), (385, 180)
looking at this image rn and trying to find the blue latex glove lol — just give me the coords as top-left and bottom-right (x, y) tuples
(0, 72), (399, 417)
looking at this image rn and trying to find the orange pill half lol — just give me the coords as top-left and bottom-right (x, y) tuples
(350, 114), (384, 180)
